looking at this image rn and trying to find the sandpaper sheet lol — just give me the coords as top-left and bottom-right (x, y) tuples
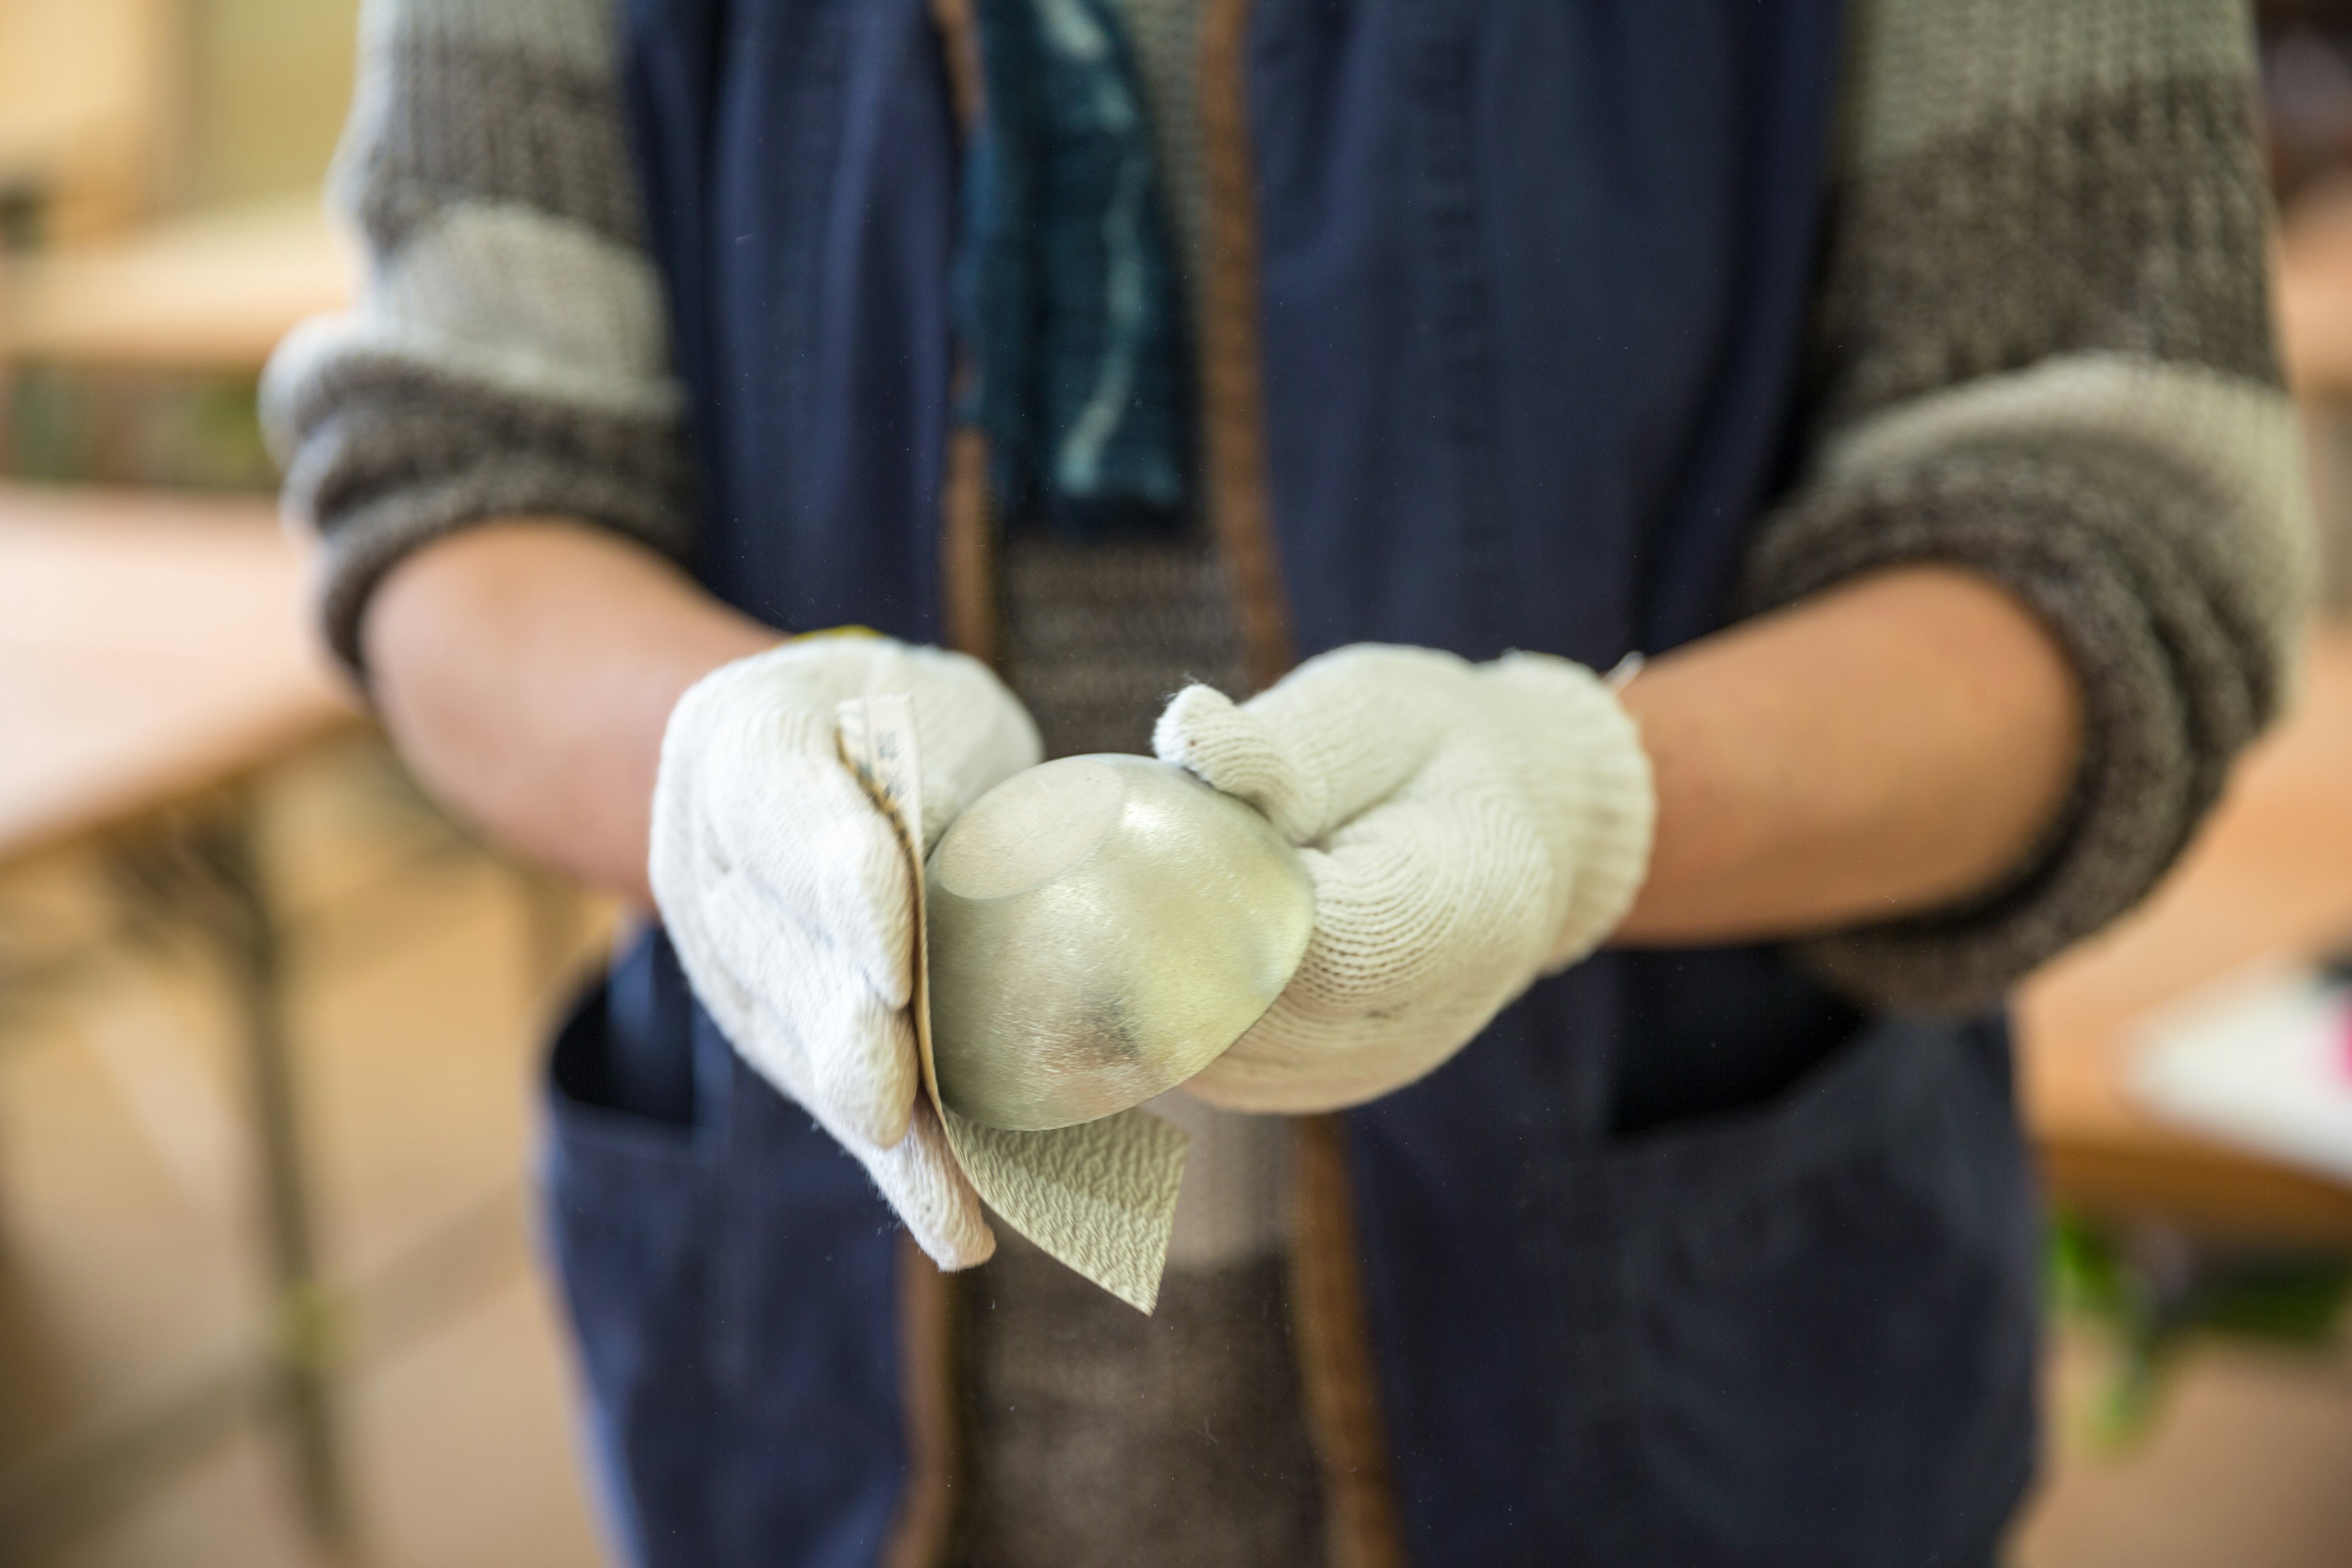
(839, 694), (1188, 1312)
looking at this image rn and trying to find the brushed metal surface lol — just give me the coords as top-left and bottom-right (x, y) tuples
(925, 754), (1314, 1131)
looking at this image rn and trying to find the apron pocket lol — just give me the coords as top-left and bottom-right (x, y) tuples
(1606, 1016), (2038, 1567)
(538, 965), (921, 1568)
(539, 978), (717, 1567)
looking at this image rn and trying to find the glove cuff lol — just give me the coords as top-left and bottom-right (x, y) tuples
(1489, 654), (1657, 971)
(1551, 699), (1654, 968)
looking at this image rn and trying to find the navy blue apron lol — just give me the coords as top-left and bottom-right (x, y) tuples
(540, 3), (2041, 1563)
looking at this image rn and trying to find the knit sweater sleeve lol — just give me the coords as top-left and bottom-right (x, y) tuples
(1738, 0), (2318, 1013)
(259, 0), (693, 681)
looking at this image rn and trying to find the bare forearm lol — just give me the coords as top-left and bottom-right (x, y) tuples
(364, 519), (777, 902)
(364, 527), (2074, 940)
(1613, 565), (2082, 946)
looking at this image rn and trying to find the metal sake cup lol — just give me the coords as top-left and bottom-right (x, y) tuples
(924, 753), (1315, 1131)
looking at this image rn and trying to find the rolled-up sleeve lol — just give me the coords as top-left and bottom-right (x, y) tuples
(1740, 0), (2318, 1012)
(260, 0), (693, 680)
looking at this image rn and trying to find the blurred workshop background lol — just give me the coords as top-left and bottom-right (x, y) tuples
(7, 2), (2352, 1565)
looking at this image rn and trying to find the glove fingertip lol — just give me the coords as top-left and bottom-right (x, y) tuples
(867, 1093), (916, 1152)
(894, 1106), (997, 1268)
(1151, 683), (1239, 769)
(835, 1094), (908, 1152)
(918, 1215), (997, 1272)
(825, 997), (921, 1148)
(1154, 683), (1327, 840)
(997, 699), (1045, 777)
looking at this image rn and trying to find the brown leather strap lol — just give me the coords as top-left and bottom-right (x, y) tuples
(880, 1234), (961, 1568)
(894, 22), (985, 1565)
(940, 421), (1003, 669)
(927, 0), (1002, 671)
(1199, 0), (1297, 694)
(928, 0), (984, 132)
(1204, 12), (1398, 1558)
(1292, 1115), (1411, 1568)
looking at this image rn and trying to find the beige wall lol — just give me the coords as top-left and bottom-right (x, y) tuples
(0, 0), (357, 245)
(184, 0), (360, 208)
(0, 0), (178, 240)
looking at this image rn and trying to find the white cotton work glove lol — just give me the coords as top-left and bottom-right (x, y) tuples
(1152, 645), (1654, 1114)
(649, 636), (1041, 1267)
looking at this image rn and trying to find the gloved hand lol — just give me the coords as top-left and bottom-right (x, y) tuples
(1153, 645), (1654, 1113)
(650, 636), (1041, 1267)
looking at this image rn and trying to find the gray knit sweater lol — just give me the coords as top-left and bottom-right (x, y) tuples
(263, 0), (2311, 1012)
(262, 2), (2312, 1561)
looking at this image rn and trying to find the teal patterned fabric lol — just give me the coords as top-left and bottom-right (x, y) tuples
(957, 0), (1193, 536)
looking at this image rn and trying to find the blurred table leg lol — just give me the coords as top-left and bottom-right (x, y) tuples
(194, 787), (350, 1551)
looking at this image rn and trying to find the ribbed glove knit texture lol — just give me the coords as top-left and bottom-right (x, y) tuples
(650, 637), (1041, 1267)
(1154, 645), (1654, 1114)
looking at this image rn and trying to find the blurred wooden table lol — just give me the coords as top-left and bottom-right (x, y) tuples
(2018, 627), (2352, 1244)
(0, 195), (351, 377)
(0, 482), (353, 853)
(0, 481), (360, 1547)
